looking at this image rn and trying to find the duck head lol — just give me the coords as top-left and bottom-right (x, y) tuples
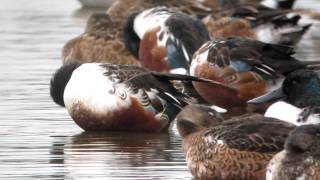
(50, 62), (82, 107)
(176, 104), (224, 137)
(285, 124), (320, 156)
(248, 69), (320, 107)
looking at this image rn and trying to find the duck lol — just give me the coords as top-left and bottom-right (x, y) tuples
(62, 13), (139, 65)
(190, 37), (320, 114)
(50, 62), (217, 132)
(203, 4), (311, 45)
(249, 69), (320, 125)
(266, 124), (320, 180)
(176, 104), (296, 179)
(123, 6), (210, 74)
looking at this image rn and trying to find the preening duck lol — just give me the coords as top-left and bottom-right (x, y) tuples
(50, 62), (217, 132)
(123, 6), (210, 74)
(63, 13), (139, 65)
(176, 105), (295, 179)
(267, 124), (320, 180)
(190, 37), (320, 114)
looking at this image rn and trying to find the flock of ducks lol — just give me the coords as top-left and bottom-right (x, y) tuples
(50, 0), (320, 179)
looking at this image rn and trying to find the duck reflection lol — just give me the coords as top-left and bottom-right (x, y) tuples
(49, 128), (190, 179)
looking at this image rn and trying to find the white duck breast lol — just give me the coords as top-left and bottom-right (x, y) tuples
(265, 101), (320, 126)
(133, 7), (171, 39)
(63, 63), (132, 116)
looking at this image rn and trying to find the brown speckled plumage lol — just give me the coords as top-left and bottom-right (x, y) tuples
(179, 114), (295, 179)
(203, 16), (257, 39)
(62, 13), (139, 65)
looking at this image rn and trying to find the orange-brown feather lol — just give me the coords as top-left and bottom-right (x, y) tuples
(192, 60), (268, 109)
(139, 27), (170, 72)
(203, 17), (256, 39)
(69, 97), (166, 132)
(183, 130), (274, 180)
(192, 61), (245, 108)
(63, 34), (139, 65)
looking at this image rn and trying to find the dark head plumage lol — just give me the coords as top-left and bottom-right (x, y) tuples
(165, 13), (210, 58)
(50, 62), (82, 107)
(123, 12), (141, 58)
(282, 69), (320, 107)
(285, 124), (320, 155)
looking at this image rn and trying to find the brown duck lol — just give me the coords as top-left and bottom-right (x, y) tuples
(62, 13), (139, 65)
(176, 104), (295, 179)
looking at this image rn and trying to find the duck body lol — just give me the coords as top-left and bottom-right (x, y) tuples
(267, 124), (320, 180)
(63, 13), (139, 65)
(190, 37), (320, 112)
(124, 7), (210, 74)
(265, 101), (320, 126)
(249, 69), (320, 123)
(50, 62), (217, 132)
(176, 107), (295, 179)
(203, 4), (311, 45)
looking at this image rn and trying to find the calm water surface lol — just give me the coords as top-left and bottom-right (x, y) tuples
(0, 0), (319, 179)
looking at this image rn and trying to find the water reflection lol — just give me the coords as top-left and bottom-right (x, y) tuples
(49, 129), (191, 179)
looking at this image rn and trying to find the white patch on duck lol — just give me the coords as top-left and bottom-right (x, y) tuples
(261, 0), (278, 9)
(265, 101), (320, 126)
(63, 63), (132, 116)
(133, 7), (171, 39)
(209, 105), (227, 113)
(170, 68), (188, 75)
(189, 42), (211, 76)
(255, 24), (282, 44)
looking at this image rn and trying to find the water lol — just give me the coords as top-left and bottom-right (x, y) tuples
(0, 0), (319, 179)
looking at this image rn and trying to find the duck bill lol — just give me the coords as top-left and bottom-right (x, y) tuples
(247, 88), (287, 104)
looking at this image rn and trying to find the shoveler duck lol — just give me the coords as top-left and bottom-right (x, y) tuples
(266, 124), (320, 180)
(50, 62), (217, 132)
(123, 6), (210, 74)
(190, 37), (320, 114)
(203, 4), (311, 45)
(176, 105), (295, 179)
(249, 69), (320, 125)
(62, 13), (139, 65)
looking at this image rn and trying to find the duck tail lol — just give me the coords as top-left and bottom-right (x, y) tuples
(272, 14), (312, 45)
(151, 72), (229, 105)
